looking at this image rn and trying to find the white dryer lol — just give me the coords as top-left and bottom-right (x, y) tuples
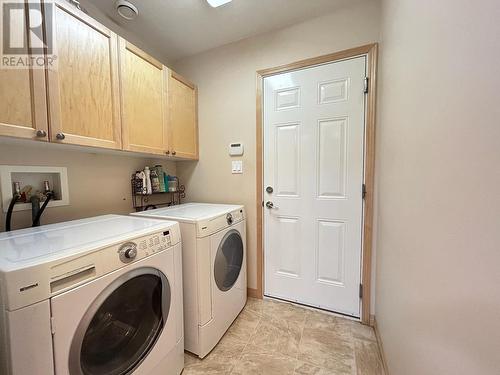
(132, 203), (247, 358)
(0, 215), (184, 375)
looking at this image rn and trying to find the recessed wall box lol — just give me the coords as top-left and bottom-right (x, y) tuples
(0, 166), (70, 213)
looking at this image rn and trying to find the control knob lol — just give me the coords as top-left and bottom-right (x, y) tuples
(118, 242), (138, 263)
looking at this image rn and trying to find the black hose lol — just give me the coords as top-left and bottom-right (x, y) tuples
(32, 192), (53, 227)
(5, 195), (20, 232)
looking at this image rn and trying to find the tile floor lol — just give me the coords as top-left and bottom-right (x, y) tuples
(183, 298), (385, 375)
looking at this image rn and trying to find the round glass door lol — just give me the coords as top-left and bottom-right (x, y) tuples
(69, 268), (171, 375)
(214, 229), (244, 292)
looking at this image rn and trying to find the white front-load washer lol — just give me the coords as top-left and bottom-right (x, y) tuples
(0, 215), (184, 375)
(132, 203), (247, 358)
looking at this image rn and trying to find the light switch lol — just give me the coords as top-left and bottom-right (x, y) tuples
(232, 160), (243, 174)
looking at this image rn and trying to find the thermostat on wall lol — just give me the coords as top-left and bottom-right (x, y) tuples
(229, 143), (244, 156)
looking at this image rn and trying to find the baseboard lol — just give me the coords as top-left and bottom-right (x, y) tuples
(373, 317), (390, 375)
(247, 287), (262, 299)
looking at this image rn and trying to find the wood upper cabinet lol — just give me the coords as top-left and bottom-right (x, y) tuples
(0, 0), (198, 158)
(119, 39), (169, 155)
(45, 0), (121, 149)
(0, 1), (48, 141)
(168, 71), (198, 159)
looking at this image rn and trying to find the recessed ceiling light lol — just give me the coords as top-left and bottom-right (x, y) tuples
(206, 0), (233, 8)
(115, 0), (139, 20)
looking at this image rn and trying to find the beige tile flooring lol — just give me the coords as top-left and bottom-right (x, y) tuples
(183, 298), (384, 375)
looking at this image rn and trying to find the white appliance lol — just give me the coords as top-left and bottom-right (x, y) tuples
(0, 215), (184, 375)
(132, 203), (247, 358)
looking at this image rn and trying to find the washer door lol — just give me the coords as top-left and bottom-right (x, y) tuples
(69, 268), (171, 375)
(214, 229), (244, 292)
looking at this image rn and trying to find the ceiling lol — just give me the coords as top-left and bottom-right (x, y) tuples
(79, 0), (365, 63)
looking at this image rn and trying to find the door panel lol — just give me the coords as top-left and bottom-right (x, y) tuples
(317, 117), (347, 198)
(275, 123), (300, 197)
(46, 0), (121, 149)
(274, 216), (301, 278)
(316, 219), (345, 285)
(120, 39), (168, 155)
(0, 0), (48, 140)
(168, 71), (198, 159)
(264, 57), (366, 317)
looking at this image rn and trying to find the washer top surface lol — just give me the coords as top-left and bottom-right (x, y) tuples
(0, 215), (177, 272)
(133, 202), (244, 223)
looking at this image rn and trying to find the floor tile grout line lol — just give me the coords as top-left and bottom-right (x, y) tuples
(229, 305), (262, 375)
(292, 312), (308, 375)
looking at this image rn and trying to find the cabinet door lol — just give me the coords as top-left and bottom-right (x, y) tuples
(119, 39), (168, 155)
(0, 1), (48, 141)
(45, 0), (121, 149)
(168, 71), (198, 159)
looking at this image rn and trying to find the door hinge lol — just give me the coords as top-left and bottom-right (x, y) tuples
(359, 284), (363, 299)
(363, 77), (369, 94)
(362, 184), (367, 199)
(50, 316), (55, 335)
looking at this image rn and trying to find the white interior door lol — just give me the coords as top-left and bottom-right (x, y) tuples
(263, 56), (366, 317)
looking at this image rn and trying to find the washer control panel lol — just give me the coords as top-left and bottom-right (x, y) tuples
(137, 230), (172, 255)
(117, 230), (173, 263)
(197, 207), (245, 237)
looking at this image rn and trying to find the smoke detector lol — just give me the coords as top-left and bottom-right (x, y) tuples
(115, 0), (138, 20)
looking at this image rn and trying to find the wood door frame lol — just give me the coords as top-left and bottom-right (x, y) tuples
(254, 43), (378, 325)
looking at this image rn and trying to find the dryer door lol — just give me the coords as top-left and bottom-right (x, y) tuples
(214, 229), (244, 292)
(69, 268), (171, 375)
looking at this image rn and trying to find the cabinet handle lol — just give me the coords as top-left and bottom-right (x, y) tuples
(56, 133), (65, 140)
(171, 151), (176, 156)
(165, 150), (170, 155)
(35, 130), (47, 138)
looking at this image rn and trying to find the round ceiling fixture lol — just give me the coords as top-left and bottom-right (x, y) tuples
(115, 0), (138, 20)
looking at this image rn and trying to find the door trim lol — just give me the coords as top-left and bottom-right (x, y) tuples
(255, 43), (378, 325)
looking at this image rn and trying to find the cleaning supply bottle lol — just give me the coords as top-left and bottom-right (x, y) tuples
(151, 168), (160, 193)
(154, 165), (166, 192)
(163, 171), (169, 191)
(134, 171), (146, 195)
(144, 166), (152, 195)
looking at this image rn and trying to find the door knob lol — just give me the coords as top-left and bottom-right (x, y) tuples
(35, 129), (47, 138)
(266, 186), (274, 194)
(171, 150), (176, 156)
(265, 201), (277, 209)
(165, 150), (170, 155)
(55, 133), (65, 140)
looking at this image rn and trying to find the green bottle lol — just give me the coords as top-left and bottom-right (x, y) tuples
(154, 165), (166, 192)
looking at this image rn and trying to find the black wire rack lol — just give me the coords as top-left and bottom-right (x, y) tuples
(130, 175), (185, 212)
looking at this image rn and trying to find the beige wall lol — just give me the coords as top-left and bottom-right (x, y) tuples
(376, 0), (500, 374)
(0, 141), (176, 231)
(173, 1), (381, 291)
